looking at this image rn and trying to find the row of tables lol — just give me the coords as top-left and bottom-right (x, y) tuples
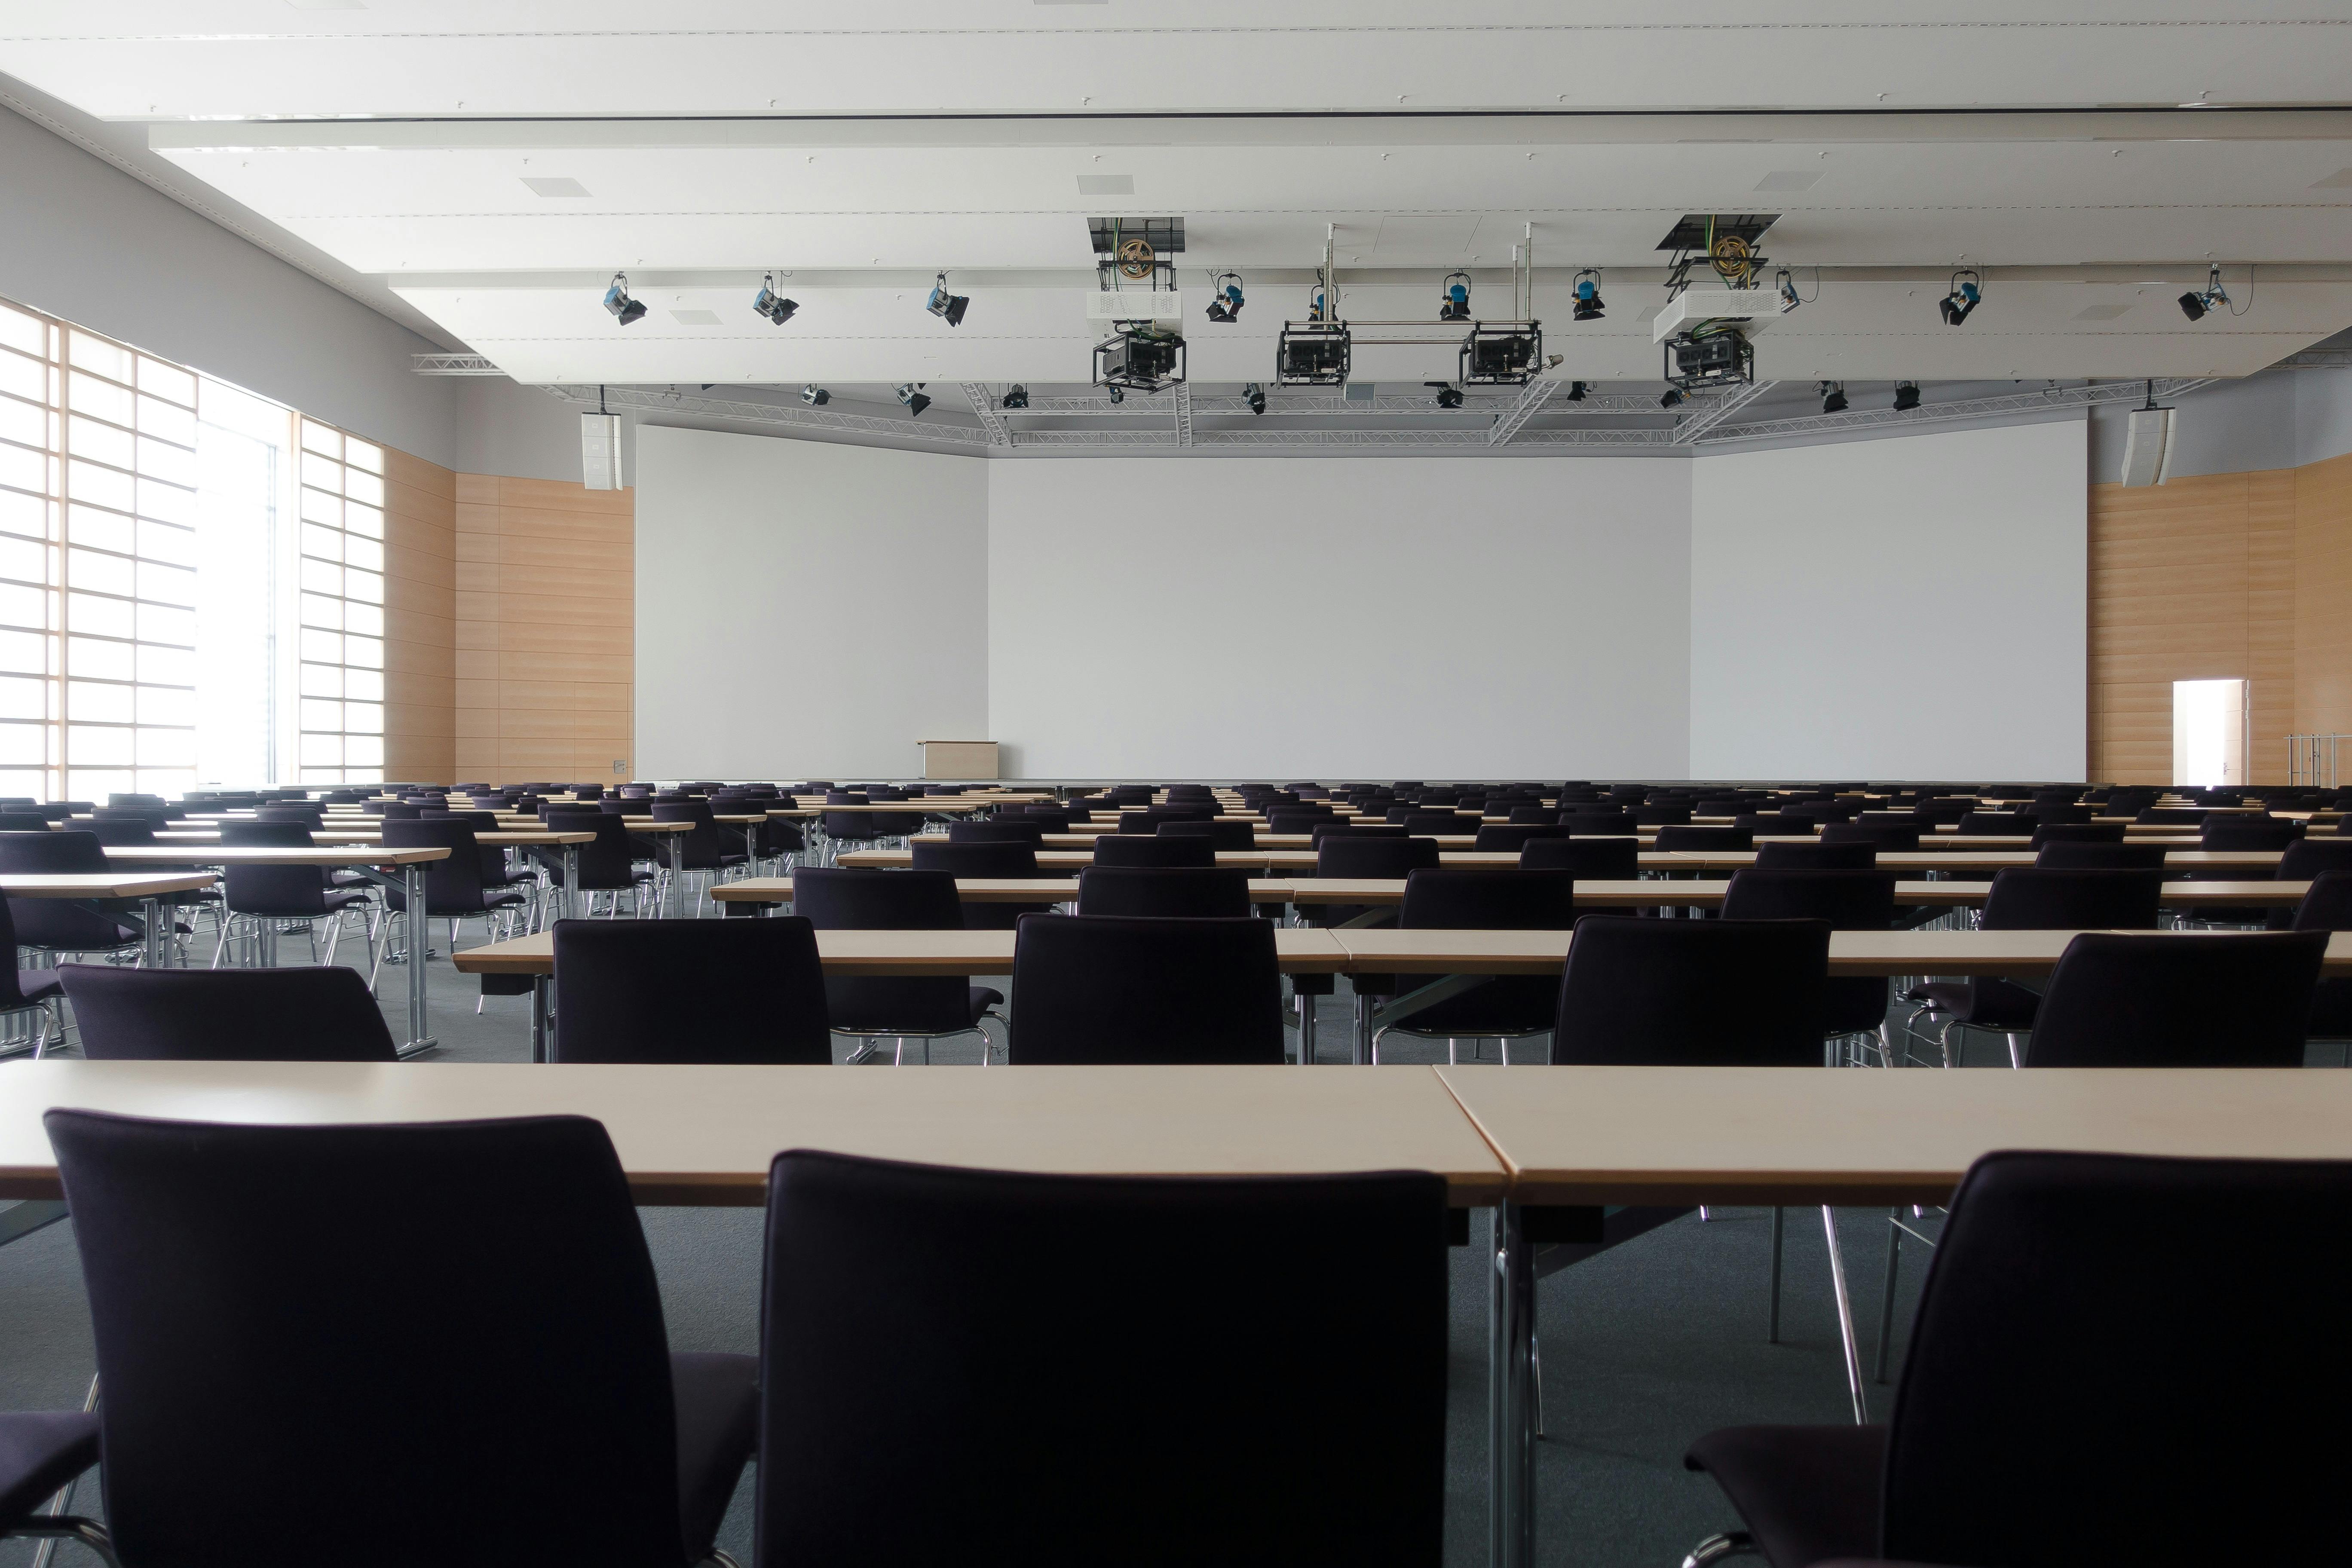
(2, 1055), (2344, 1568)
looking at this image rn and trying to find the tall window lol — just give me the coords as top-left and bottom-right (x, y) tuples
(0, 292), (376, 796)
(294, 422), (387, 785)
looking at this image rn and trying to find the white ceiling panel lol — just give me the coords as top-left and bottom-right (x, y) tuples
(6, 4), (2350, 116)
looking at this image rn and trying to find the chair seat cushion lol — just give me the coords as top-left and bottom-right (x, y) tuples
(325, 889), (372, 912)
(0, 1409), (100, 1526)
(484, 888), (531, 910)
(1902, 977), (2040, 1030)
(669, 1351), (757, 1562)
(1683, 1422), (1883, 1568)
(968, 985), (1004, 1026)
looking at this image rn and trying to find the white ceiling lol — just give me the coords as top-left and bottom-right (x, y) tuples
(4, 3), (2351, 389)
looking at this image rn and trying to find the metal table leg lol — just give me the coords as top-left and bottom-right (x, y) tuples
(1354, 990), (1374, 1065)
(139, 897), (164, 968)
(1295, 990), (1317, 1065)
(1489, 1201), (1535, 1568)
(530, 975), (550, 1063)
(561, 845), (579, 922)
(398, 862), (434, 1056)
(667, 836), (685, 916)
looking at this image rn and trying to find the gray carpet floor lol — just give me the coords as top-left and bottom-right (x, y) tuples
(0, 926), (1943, 1568)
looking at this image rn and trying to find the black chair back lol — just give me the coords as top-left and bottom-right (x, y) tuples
(1880, 1150), (2352, 1566)
(1555, 916), (1831, 1063)
(84, 817), (157, 845)
(946, 820), (1044, 845)
(1159, 819), (1256, 851)
(1956, 812), (2029, 835)
(1092, 835), (1215, 869)
(1722, 869), (1896, 1035)
(47, 1109), (695, 1568)
(217, 820), (343, 916)
(1979, 867), (2162, 930)
(0, 829), (136, 951)
(1755, 840), (1877, 869)
(2028, 822), (2127, 847)
(2202, 817), (2306, 851)
(2034, 841), (2168, 870)
(909, 840), (1042, 879)
(1315, 836), (1440, 878)
(1471, 824), (1566, 852)
(757, 1150), (1445, 1564)
(541, 810), (644, 891)
(2293, 869), (2352, 929)
(1820, 822), (1920, 851)
(2026, 931), (2325, 1065)
(552, 918), (831, 1064)
(1007, 914), (1281, 1064)
(1075, 867), (1254, 919)
(379, 818), (504, 916)
(1654, 825), (1753, 852)
(1398, 868), (1576, 930)
(2278, 839), (2352, 881)
(790, 867), (977, 1035)
(1519, 836), (1638, 878)
(1557, 810), (1641, 835)
(58, 965), (396, 1060)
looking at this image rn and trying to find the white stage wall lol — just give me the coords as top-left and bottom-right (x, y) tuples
(1687, 419), (2089, 780)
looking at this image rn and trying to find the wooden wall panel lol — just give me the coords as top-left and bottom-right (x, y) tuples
(380, 449), (456, 785)
(2297, 450), (2352, 749)
(452, 475), (635, 785)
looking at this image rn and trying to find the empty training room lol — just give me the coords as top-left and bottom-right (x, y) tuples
(5, 9), (2352, 1568)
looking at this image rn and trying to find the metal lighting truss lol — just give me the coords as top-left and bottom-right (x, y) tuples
(959, 383), (1014, 447)
(1670, 379), (1779, 442)
(541, 383), (989, 448)
(1693, 377), (2216, 444)
(411, 353), (506, 375)
(1487, 378), (1561, 445)
(992, 392), (1666, 416)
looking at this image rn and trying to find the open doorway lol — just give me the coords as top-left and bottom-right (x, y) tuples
(2173, 678), (2248, 788)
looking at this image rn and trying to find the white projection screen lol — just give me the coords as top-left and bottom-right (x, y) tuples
(634, 426), (988, 779)
(1687, 419), (2088, 781)
(986, 456), (1693, 779)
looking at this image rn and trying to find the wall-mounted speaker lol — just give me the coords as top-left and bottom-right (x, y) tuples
(2119, 404), (2174, 488)
(581, 412), (622, 490)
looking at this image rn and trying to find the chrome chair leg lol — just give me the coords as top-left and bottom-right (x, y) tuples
(1768, 1205), (1784, 1343)
(1681, 1531), (1758, 1567)
(1822, 1206), (1868, 1424)
(1873, 1207), (1903, 1384)
(2005, 1031), (2023, 1068)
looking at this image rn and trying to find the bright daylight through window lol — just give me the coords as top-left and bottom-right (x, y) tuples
(0, 293), (386, 798)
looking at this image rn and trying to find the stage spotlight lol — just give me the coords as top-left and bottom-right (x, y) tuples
(2179, 262), (2230, 322)
(602, 272), (646, 326)
(1204, 272), (1245, 324)
(1776, 269), (1802, 315)
(925, 272), (969, 327)
(1243, 382), (1266, 415)
(799, 384), (830, 406)
(1571, 269), (1605, 322)
(1107, 385), (1125, 405)
(895, 382), (932, 417)
(1819, 380), (1847, 414)
(1939, 269), (1981, 326)
(1660, 386), (1686, 409)
(1429, 381), (1465, 409)
(1564, 380), (1588, 402)
(753, 273), (798, 326)
(1439, 271), (1472, 322)
(1893, 380), (1922, 411)
(999, 384), (1030, 410)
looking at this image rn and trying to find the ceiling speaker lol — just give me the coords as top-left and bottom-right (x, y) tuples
(2119, 405), (2174, 488)
(581, 412), (622, 491)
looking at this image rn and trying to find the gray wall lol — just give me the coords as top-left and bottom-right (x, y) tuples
(2088, 367), (2352, 483)
(0, 103), (459, 466)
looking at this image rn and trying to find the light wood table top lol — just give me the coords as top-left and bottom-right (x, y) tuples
(708, 877), (1295, 904)
(101, 845), (451, 867)
(1438, 1064), (2352, 1208)
(452, 926), (1352, 977)
(1658, 848), (2285, 873)
(1332, 927), (2352, 977)
(0, 1059), (1510, 1207)
(159, 829), (593, 848)
(0, 872), (217, 899)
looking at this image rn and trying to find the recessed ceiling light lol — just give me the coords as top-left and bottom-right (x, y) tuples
(1753, 170), (1822, 192)
(1075, 174), (1134, 196)
(669, 309), (722, 325)
(521, 177), (590, 198)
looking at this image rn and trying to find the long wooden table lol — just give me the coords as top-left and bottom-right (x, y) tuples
(0, 871), (221, 974)
(99, 845), (450, 1054)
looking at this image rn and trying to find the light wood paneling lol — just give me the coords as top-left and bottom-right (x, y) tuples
(2091, 453), (2352, 787)
(380, 449), (456, 784)
(452, 475), (635, 785)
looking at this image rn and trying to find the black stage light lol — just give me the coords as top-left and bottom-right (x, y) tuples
(1819, 380), (1847, 414)
(1430, 382), (1464, 409)
(1564, 380), (1587, 402)
(1439, 271), (1471, 322)
(1939, 270), (1981, 326)
(799, 384), (830, 406)
(1107, 385), (1125, 405)
(2179, 265), (2229, 322)
(895, 382), (931, 417)
(2178, 291), (2208, 322)
(1243, 382), (1266, 415)
(1660, 387), (1686, 409)
(999, 384), (1029, 410)
(602, 272), (646, 326)
(753, 273), (798, 326)
(1893, 381), (1922, 411)
(1205, 272), (1244, 324)
(1571, 269), (1605, 322)
(925, 272), (969, 327)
